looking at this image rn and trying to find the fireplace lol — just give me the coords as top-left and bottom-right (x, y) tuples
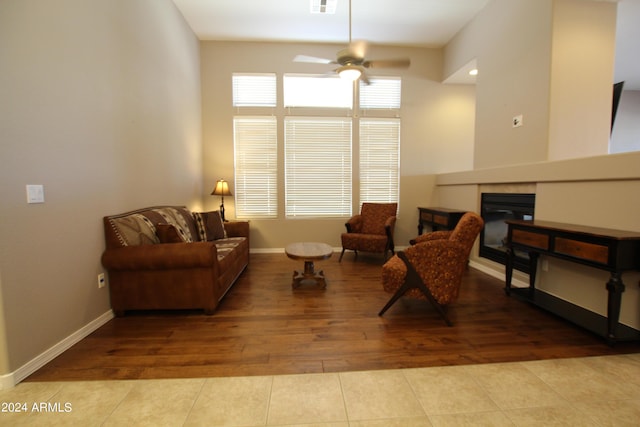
(480, 193), (535, 273)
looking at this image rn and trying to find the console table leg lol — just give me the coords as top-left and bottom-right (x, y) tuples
(528, 252), (539, 297)
(504, 247), (514, 295)
(605, 272), (625, 345)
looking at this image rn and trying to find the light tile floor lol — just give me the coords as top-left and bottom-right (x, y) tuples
(1, 354), (640, 426)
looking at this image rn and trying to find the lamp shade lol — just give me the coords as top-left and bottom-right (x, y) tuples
(211, 179), (232, 196)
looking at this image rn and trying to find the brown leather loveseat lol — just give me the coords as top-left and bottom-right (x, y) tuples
(101, 206), (249, 316)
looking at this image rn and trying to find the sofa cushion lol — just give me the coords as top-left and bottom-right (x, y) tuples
(193, 211), (226, 241)
(109, 214), (159, 246)
(214, 237), (245, 261)
(156, 224), (186, 243)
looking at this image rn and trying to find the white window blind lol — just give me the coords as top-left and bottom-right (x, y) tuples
(359, 118), (400, 205)
(232, 73), (277, 107)
(285, 117), (352, 217)
(360, 77), (401, 109)
(233, 117), (278, 218)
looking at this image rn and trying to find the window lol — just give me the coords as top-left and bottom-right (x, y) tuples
(283, 74), (353, 108)
(233, 117), (278, 219)
(360, 77), (402, 110)
(358, 78), (402, 208)
(232, 73), (278, 218)
(359, 118), (400, 205)
(232, 73), (276, 107)
(232, 73), (402, 219)
(285, 117), (352, 217)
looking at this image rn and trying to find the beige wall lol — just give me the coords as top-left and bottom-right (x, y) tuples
(0, 0), (201, 380)
(200, 41), (475, 250)
(447, 0), (618, 169)
(548, 0), (617, 160)
(446, 0), (554, 169)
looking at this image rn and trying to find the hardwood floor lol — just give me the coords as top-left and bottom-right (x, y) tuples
(27, 253), (640, 382)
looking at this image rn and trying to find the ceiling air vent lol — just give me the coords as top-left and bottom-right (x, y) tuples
(311, 0), (337, 14)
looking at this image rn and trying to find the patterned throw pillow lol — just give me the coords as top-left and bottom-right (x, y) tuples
(153, 207), (194, 242)
(193, 211), (226, 241)
(156, 223), (186, 243)
(109, 214), (159, 246)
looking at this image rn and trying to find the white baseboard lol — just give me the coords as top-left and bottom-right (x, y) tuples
(0, 309), (114, 390)
(468, 260), (529, 288)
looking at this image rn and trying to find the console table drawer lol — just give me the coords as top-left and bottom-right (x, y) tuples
(555, 238), (609, 264)
(433, 214), (448, 226)
(417, 208), (465, 234)
(420, 212), (433, 222)
(512, 229), (549, 250)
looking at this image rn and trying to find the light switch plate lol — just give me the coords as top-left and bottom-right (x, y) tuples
(26, 184), (45, 203)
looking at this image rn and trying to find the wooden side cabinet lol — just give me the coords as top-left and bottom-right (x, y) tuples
(417, 207), (465, 235)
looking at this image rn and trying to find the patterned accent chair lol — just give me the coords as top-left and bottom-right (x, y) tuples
(378, 212), (484, 325)
(340, 203), (398, 262)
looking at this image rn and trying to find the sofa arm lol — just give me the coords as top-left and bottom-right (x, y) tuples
(224, 221), (249, 238)
(101, 242), (217, 271)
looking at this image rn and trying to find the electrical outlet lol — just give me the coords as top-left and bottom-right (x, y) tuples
(512, 114), (523, 128)
(98, 273), (106, 288)
(541, 259), (549, 272)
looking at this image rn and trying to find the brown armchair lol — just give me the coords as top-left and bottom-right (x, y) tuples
(339, 202), (398, 262)
(378, 212), (484, 325)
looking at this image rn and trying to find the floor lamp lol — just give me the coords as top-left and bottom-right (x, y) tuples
(211, 179), (232, 221)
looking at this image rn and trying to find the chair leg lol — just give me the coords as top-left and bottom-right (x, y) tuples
(339, 248), (345, 262)
(379, 252), (453, 326)
(379, 276), (413, 316)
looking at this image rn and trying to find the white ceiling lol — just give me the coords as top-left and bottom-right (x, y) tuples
(172, 0), (490, 47)
(172, 0), (639, 89)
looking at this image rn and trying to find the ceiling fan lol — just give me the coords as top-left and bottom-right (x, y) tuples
(293, 0), (410, 84)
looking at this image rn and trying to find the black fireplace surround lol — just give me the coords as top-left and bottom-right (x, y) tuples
(480, 193), (535, 273)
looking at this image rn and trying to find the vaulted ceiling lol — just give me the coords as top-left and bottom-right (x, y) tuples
(172, 0), (639, 89)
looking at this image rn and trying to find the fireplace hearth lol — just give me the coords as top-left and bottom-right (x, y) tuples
(480, 193), (535, 273)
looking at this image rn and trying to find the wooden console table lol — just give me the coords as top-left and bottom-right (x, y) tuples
(505, 219), (640, 344)
(417, 207), (465, 234)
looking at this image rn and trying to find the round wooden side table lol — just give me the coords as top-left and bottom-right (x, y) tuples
(284, 242), (333, 289)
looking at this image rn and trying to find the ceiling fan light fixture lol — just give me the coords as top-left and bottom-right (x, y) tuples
(337, 65), (361, 81)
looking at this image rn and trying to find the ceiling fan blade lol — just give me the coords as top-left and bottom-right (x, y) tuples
(359, 71), (370, 85)
(363, 58), (411, 69)
(293, 55), (336, 64)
